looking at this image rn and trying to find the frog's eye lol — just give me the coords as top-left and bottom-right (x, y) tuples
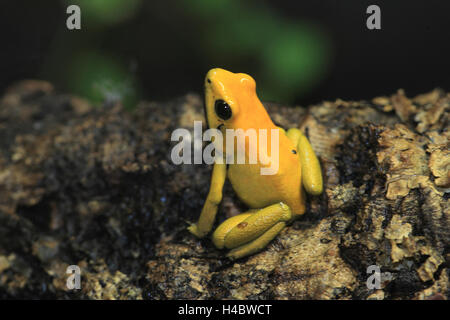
(214, 99), (232, 120)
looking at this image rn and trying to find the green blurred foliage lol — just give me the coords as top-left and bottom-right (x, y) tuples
(65, 0), (142, 29)
(183, 0), (330, 102)
(57, 0), (141, 108)
(67, 52), (139, 109)
(51, 0), (330, 109)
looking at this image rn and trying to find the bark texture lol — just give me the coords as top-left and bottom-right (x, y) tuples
(0, 81), (448, 299)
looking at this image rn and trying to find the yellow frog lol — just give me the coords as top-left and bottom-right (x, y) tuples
(188, 68), (323, 260)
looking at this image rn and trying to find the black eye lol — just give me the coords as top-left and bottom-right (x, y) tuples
(214, 99), (232, 120)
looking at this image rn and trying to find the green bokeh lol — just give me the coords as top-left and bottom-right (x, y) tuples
(67, 52), (139, 109)
(53, 0), (331, 109)
(182, 0), (330, 103)
(65, 0), (142, 27)
(260, 25), (329, 102)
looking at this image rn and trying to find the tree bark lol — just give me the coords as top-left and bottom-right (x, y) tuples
(0, 81), (448, 299)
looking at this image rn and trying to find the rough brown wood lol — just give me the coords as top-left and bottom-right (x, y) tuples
(0, 81), (448, 299)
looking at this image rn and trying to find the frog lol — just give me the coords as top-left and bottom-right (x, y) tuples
(188, 68), (323, 260)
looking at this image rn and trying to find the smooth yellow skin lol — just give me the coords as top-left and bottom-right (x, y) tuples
(188, 68), (323, 260)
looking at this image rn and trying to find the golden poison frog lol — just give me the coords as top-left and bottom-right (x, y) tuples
(188, 68), (323, 259)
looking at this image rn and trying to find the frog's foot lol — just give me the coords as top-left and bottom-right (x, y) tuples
(188, 223), (205, 238)
(212, 202), (292, 260)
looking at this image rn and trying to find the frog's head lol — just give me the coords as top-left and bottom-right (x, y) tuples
(204, 68), (272, 131)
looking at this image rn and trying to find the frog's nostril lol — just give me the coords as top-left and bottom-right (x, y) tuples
(207, 79), (211, 84)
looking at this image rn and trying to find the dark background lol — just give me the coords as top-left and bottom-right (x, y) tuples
(0, 0), (449, 107)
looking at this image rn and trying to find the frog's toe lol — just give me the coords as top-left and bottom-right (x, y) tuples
(188, 223), (205, 238)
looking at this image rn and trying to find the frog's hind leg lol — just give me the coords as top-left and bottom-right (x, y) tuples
(226, 222), (286, 260)
(286, 128), (323, 195)
(212, 202), (292, 260)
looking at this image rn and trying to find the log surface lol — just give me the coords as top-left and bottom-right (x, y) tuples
(0, 81), (448, 299)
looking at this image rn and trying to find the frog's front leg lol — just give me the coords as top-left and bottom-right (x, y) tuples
(188, 162), (227, 238)
(212, 202), (292, 260)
